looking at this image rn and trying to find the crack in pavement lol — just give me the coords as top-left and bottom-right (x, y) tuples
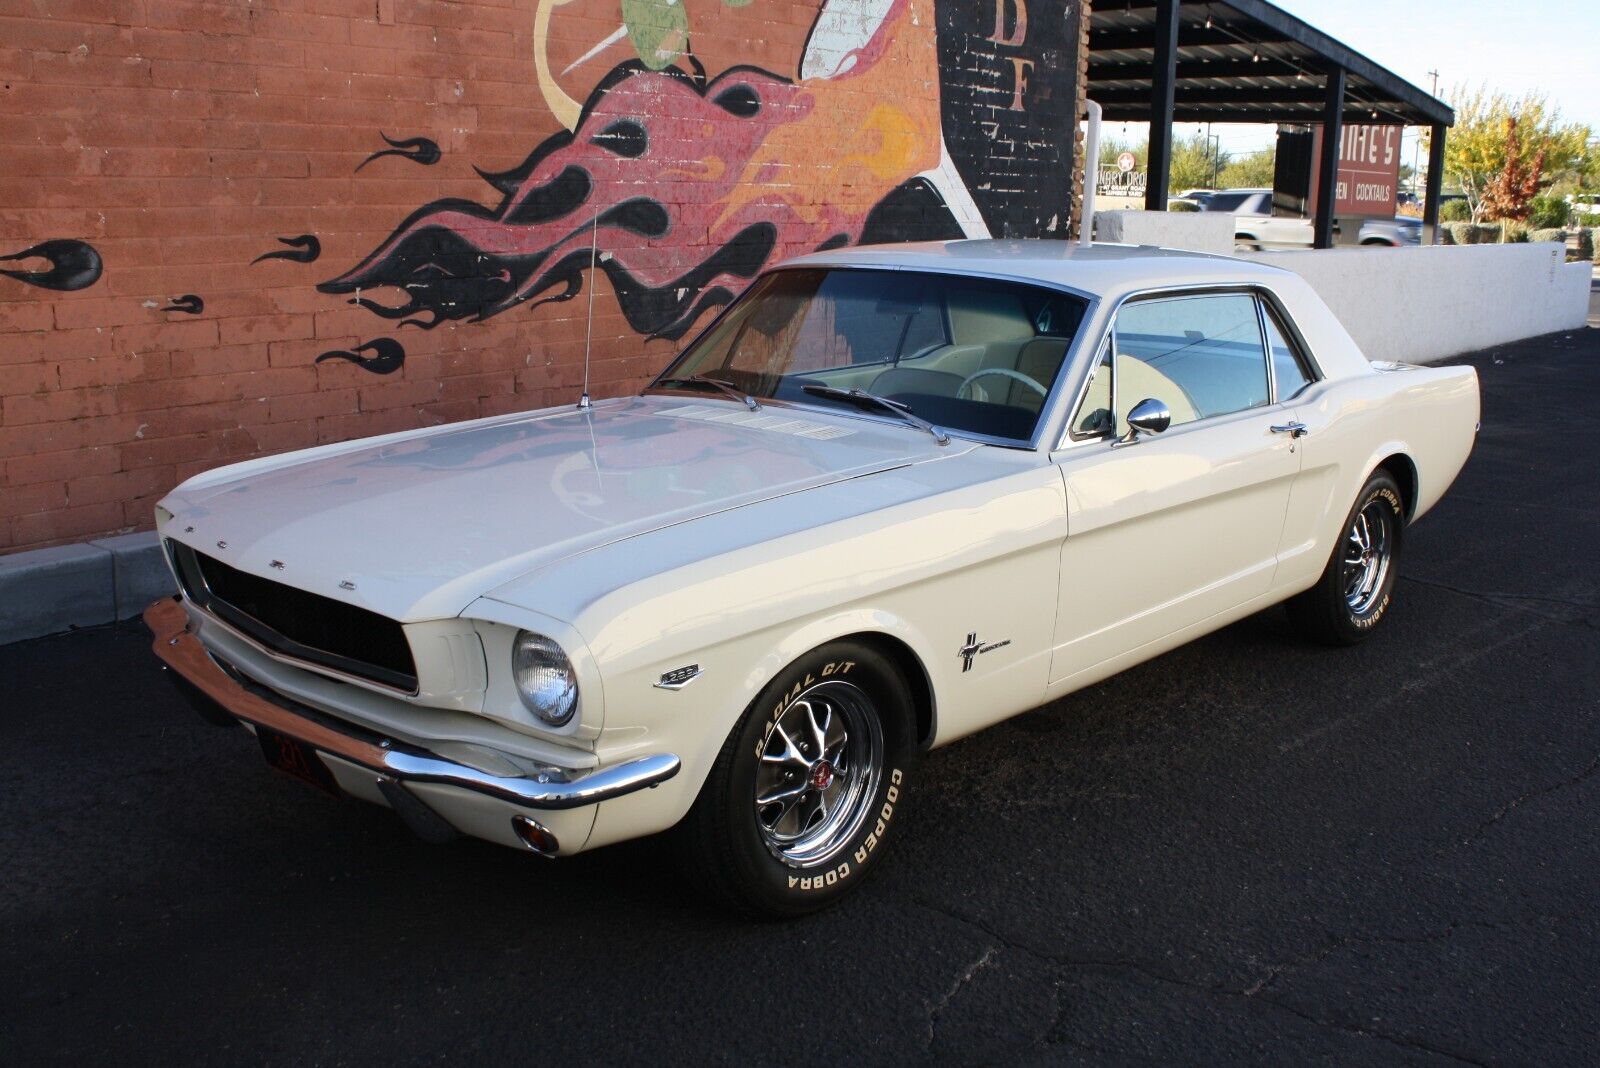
(924, 944), (1000, 1049)
(1243, 912), (1585, 1001)
(1441, 493), (1600, 517)
(906, 895), (1520, 1066)
(1401, 575), (1599, 628)
(1467, 752), (1600, 844)
(1279, 611), (1551, 754)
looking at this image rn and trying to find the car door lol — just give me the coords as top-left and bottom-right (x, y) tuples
(1047, 290), (1304, 687)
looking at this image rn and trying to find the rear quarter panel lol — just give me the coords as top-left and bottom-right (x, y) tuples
(1276, 362), (1479, 592)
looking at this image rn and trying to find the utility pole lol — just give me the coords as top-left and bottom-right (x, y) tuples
(1416, 69), (1441, 199)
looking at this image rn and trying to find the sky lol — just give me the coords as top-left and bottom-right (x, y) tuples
(1109, 0), (1600, 168)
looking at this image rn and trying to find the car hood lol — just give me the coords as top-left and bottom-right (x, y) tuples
(159, 395), (970, 621)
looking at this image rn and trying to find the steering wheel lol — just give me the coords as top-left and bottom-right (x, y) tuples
(957, 367), (1049, 402)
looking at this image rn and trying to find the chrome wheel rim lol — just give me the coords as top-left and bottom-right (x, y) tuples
(1342, 500), (1393, 614)
(753, 680), (883, 867)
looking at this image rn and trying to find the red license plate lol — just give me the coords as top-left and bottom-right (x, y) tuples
(256, 727), (340, 796)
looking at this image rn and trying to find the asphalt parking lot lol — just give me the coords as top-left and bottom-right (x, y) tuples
(4, 325), (1598, 1065)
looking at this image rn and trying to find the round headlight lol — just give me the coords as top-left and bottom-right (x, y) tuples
(512, 631), (579, 727)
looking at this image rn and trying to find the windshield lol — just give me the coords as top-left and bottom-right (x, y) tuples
(652, 268), (1088, 444)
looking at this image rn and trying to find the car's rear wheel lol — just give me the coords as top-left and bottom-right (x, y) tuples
(1288, 469), (1405, 645)
(1235, 237), (1261, 252)
(677, 640), (918, 917)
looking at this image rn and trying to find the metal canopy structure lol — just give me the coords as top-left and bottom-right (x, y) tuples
(1088, 0), (1454, 245)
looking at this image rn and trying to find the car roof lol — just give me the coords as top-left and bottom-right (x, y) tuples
(783, 239), (1294, 300)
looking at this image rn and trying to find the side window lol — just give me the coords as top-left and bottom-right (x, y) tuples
(1112, 293), (1269, 428)
(1259, 301), (1315, 401)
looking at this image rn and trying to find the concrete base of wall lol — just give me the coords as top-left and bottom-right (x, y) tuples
(1093, 209), (1234, 254)
(0, 532), (175, 644)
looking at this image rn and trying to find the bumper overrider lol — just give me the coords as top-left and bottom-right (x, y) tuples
(144, 597), (680, 855)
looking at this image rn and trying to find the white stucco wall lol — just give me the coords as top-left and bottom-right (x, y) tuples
(1090, 208), (1591, 365)
(1240, 243), (1592, 364)
(1092, 209), (1234, 254)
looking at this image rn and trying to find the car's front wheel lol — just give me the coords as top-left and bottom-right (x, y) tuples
(678, 640), (918, 916)
(1288, 469), (1405, 645)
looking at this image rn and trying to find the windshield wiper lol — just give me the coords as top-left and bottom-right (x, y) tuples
(658, 374), (760, 411)
(801, 385), (949, 446)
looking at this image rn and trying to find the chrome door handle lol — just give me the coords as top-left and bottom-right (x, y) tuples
(1270, 421), (1308, 438)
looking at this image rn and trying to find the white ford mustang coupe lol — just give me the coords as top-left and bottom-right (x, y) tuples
(148, 241), (1479, 914)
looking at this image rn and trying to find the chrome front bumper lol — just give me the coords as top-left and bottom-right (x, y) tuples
(145, 597), (680, 815)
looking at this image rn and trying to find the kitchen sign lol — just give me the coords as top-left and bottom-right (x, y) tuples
(1333, 124), (1400, 217)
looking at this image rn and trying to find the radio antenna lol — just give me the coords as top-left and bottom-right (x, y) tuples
(576, 212), (599, 412)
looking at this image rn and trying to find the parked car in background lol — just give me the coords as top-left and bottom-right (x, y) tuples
(1206, 190), (1418, 250)
(1203, 189), (1313, 251)
(1569, 193), (1600, 220)
(1356, 216), (1423, 247)
(146, 241), (1480, 915)
(1172, 188), (1216, 209)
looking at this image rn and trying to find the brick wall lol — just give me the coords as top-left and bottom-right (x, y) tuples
(0, 0), (1084, 553)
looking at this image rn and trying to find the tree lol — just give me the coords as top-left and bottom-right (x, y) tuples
(1434, 86), (1591, 221)
(1098, 136), (1148, 169)
(1169, 132), (1226, 191)
(1218, 148), (1276, 189)
(1478, 118), (1545, 222)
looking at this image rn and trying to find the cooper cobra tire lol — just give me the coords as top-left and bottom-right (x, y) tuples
(677, 640), (918, 917)
(1288, 469), (1405, 646)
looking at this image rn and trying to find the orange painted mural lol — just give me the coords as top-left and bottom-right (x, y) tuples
(0, 0), (1081, 550)
(320, 0), (1080, 366)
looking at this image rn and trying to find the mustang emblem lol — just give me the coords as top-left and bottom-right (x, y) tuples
(959, 633), (1011, 672)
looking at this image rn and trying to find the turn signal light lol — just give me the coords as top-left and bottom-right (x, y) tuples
(511, 815), (560, 856)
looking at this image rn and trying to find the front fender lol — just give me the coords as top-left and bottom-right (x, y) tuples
(579, 605), (944, 852)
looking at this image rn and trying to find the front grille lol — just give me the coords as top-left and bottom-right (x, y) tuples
(169, 541), (418, 692)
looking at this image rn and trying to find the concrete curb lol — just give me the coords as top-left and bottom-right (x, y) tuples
(0, 532), (176, 644)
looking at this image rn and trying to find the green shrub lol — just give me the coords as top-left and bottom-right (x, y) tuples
(1439, 225), (1456, 245)
(1438, 198), (1472, 222)
(1591, 227), (1600, 264)
(1528, 195), (1571, 229)
(1529, 227), (1567, 245)
(1501, 223), (1530, 243)
(1572, 228), (1593, 262)
(1167, 200), (1199, 213)
(1449, 222), (1505, 244)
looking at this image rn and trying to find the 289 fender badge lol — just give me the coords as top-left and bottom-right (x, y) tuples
(655, 664), (703, 690)
(958, 632), (1012, 672)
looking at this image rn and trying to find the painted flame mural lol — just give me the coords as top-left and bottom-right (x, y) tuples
(320, 0), (1077, 353)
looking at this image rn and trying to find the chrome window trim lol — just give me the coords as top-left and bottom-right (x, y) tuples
(1253, 292), (1279, 405)
(645, 262), (1101, 453)
(1054, 280), (1325, 452)
(1255, 292), (1321, 403)
(1062, 331), (1114, 445)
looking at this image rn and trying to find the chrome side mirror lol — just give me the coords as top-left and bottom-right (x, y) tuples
(1120, 397), (1171, 443)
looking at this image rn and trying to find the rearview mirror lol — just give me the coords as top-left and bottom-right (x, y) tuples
(1123, 397), (1171, 441)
